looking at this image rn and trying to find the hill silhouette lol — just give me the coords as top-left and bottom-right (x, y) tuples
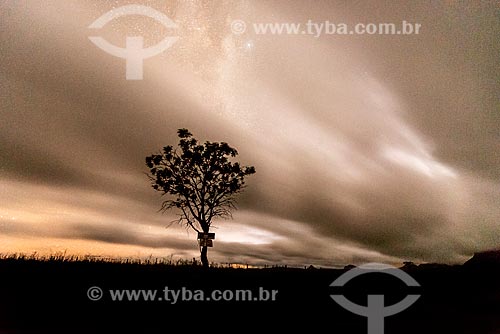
(464, 249), (500, 268)
(0, 252), (498, 333)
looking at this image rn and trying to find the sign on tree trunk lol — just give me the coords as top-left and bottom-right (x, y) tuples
(199, 239), (213, 247)
(198, 232), (215, 240)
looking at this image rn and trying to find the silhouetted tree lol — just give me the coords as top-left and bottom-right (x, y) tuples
(146, 129), (256, 267)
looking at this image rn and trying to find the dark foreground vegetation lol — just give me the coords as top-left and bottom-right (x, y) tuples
(0, 252), (498, 333)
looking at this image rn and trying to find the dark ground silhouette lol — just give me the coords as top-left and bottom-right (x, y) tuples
(0, 252), (498, 333)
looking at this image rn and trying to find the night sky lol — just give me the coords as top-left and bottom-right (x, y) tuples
(0, 1), (499, 267)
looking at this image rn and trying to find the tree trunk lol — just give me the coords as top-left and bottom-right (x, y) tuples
(200, 245), (209, 268)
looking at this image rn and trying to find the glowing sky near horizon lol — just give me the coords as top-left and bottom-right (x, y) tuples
(0, 1), (499, 267)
